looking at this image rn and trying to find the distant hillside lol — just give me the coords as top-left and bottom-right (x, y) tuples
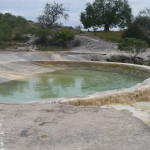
(0, 13), (33, 41)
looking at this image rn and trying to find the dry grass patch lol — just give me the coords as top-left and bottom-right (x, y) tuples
(81, 30), (124, 42)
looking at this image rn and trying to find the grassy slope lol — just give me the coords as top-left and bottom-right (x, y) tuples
(0, 13), (37, 48)
(81, 30), (125, 43)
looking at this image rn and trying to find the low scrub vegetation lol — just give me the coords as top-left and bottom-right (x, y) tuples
(81, 30), (124, 42)
(118, 38), (148, 64)
(122, 8), (150, 46)
(0, 13), (32, 41)
(0, 13), (75, 50)
(35, 28), (75, 48)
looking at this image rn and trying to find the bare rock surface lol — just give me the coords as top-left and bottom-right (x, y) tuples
(0, 35), (149, 150)
(71, 35), (118, 53)
(0, 104), (150, 150)
(0, 51), (92, 63)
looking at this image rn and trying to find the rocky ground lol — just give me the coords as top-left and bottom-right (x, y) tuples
(0, 35), (150, 150)
(1, 35), (149, 64)
(0, 104), (150, 150)
(71, 35), (118, 52)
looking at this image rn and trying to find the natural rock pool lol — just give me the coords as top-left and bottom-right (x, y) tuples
(0, 69), (145, 103)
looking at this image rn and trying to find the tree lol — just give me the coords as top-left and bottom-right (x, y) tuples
(118, 38), (148, 63)
(80, 3), (96, 29)
(80, 0), (132, 31)
(138, 8), (150, 17)
(37, 2), (68, 29)
(75, 25), (82, 31)
(123, 8), (150, 46)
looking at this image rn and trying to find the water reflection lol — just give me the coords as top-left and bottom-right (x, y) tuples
(34, 72), (83, 99)
(0, 70), (144, 103)
(0, 80), (28, 96)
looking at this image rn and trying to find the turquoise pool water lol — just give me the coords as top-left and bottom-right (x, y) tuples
(0, 70), (145, 103)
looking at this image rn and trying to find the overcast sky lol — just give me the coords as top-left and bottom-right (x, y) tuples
(0, 0), (149, 27)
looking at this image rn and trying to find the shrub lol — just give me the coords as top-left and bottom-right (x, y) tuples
(0, 24), (12, 41)
(57, 28), (74, 41)
(35, 27), (75, 47)
(123, 8), (150, 46)
(55, 38), (65, 46)
(0, 13), (31, 43)
(123, 17), (150, 46)
(13, 33), (29, 42)
(107, 55), (133, 63)
(35, 29), (51, 45)
(118, 38), (148, 63)
(51, 28), (75, 46)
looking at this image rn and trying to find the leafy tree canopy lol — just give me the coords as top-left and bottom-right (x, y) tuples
(80, 0), (132, 31)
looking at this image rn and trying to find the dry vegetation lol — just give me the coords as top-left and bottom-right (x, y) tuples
(80, 30), (124, 42)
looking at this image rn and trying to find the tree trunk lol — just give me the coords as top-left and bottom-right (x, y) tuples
(104, 24), (110, 31)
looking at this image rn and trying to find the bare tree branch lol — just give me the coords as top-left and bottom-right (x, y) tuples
(37, 2), (68, 29)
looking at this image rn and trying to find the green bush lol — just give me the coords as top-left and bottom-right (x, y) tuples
(35, 29), (52, 45)
(0, 13), (36, 43)
(55, 38), (65, 46)
(123, 16), (150, 46)
(107, 55), (132, 63)
(13, 33), (29, 42)
(35, 28), (75, 47)
(0, 24), (12, 41)
(58, 28), (74, 41)
(0, 13), (75, 49)
(118, 38), (148, 63)
(51, 28), (75, 47)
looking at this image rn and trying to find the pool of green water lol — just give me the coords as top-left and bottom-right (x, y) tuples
(0, 70), (145, 103)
